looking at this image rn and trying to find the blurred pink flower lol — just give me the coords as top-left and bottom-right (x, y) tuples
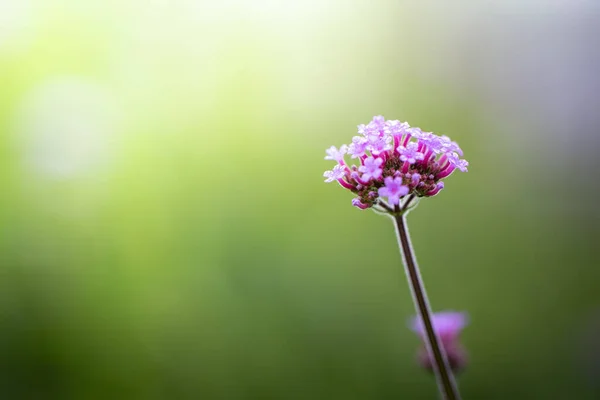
(410, 311), (469, 373)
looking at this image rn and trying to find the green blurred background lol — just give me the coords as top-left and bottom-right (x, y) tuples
(1, 0), (599, 398)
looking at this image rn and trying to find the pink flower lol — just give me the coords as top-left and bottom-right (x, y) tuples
(384, 120), (410, 137)
(347, 136), (369, 158)
(397, 142), (425, 164)
(365, 131), (392, 155)
(371, 115), (386, 127)
(439, 135), (464, 156)
(410, 311), (469, 372)
(378, 177), (409, 205)
(358, 157), (383, 181)
(324, 145), (347, 162)
(323, 164), (347, 183)
(446, 152), (469, 172)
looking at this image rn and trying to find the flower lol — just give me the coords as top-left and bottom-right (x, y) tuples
(323, 164), (347, 183)
(446, 152), (469, 172)
(384, 119), (410, 136)
(410, 311), (469, 373)
(324, 145), (347, 162)
(378, 177), (409, 205)
(323, 116), (468, 209)
(397, 142), (425, 164)
(358, 157), (383, 181)
(367, 134), (392, 154)
(348, 136), (369, 158)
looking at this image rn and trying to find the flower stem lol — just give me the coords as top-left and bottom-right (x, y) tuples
(392, 212), (461, 400)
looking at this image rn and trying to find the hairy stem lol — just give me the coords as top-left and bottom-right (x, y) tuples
(392, 211), (461, 400)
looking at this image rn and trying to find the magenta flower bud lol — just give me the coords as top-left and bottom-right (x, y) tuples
(351, 171), (370, 186)
(425, 182), (444, 197)
(323, 116), (468, 210)
(410, 173), (421, 187)
(410, 311), (469, 373)
(436, 164), (456, 179)
(351, 198), (369, 209)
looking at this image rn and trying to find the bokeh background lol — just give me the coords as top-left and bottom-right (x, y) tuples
(1, 0), (599, 398)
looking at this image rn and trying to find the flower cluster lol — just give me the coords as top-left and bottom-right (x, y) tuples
(324, 116), (468, 209)
(410, 311), (469, 373)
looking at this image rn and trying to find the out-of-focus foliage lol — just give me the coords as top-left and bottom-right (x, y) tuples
(1, 0), (599, 398)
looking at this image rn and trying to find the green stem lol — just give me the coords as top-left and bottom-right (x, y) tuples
(392, 212), (461, 400)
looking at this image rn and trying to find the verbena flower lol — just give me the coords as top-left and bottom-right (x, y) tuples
(324, 116), (468, 209)
(410, 311), (469, 373)
(323, 164), (347, 183)
(358, 156), (384, 181)
(378, 176), (409, 205)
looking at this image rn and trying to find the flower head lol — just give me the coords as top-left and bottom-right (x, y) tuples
(410, 311), (469, 373)
(323, 116), (468, 210)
